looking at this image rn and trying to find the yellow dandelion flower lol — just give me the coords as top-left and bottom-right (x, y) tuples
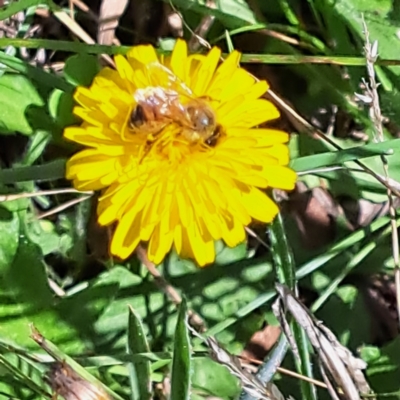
(64, 39), (297, 267)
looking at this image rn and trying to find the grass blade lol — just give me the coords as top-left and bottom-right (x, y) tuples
(270, 211), (317, 400)
(127, 306), (152, 400)
(170, 299), (191, 400)
(0, 0), (57, 21)
(0, 51), (73, 93)
(30, 327), (124, 400)
(291, 138), (400, 172)
(0, 159), (65, 184)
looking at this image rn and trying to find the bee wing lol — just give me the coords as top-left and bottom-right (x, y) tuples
(145, 62), (193, 98)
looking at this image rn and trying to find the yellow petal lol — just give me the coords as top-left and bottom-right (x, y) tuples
(170, 39), (188, 82)
(221, 217), (246, 248)
(241, 188), (279, 222)
(111, 209), (143, 259)
(187, 221), (215, 267)
(262, 166), (297, 190)
(219, 99), (280, 127)
(127, 44), (158, 64)
(191, 46), (221, 96)
(114, 55), (136, 93)
(148, 218), (174, 265)
(212, 50), (241, 83)
(227, 128), (289, 145)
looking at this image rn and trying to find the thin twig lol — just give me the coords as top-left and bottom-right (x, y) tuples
(245, 226), (270, 249)
(187, 0), (216, 52)
(52, 9), (114, 67)
(360, 16), (400, 328)
(135, 245), (206, 332)
(168, 0), (212, 51)
(0, 188), (93, 202)
(36, 195), (92, 220)
(241, 356), (329, 390)
(47, 278), (66, 297)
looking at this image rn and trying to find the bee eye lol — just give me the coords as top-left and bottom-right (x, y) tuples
(129, 105), (145, 128)
(198, 113), (211, 129)
(186, 106), (196, 117)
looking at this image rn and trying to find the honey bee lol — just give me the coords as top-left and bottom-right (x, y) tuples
(128, 62), (222, 148)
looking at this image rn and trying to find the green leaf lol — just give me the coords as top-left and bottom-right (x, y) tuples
(0, 351), (49, 398)
(317, 285), (371, 348)
(0, 218), (75, 348)
(291, 138), (400, 172)
(269, 212), (316, 400)
(361, 336), (400, 393)
(331, 0), (400, 125)
(0, 38), (129, 56)
(127, 307), (152, 400)
(0, 51), (73, 93)
(0, 205), (119, 352)
(0, 203), (20, 271)
(0, 159), (66, 184)
(20, 130), (51, 166)
(170, 299), (191, 400)
(332, 1), (394, 61)
(64, 54), (100, 87)
(170, 0), (257, 28)
(192, 357), (240, 398)
(0, 74), (44, 135)
(6, 236), (54, 308)
(0, 0), (58, 21)
(48, 89), (79, 130)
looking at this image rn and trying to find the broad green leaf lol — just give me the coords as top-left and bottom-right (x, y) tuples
(0, 203), (20, 270)
(331, 0), (400, 126)
(332, 0), (394, 60)
(214, 241), (247, 264)
(64, 54), (100, 87)
(0, 74), (45, 135)
(0, 206), (119, 351)
(27, 219), (72, 256)
(127, 307), (152, 400)
(0, 219), (77, 349)
(170, 299), (191, 400)
(192, 357), (239, 398)
(170, 0), (257, 28)
(6, 236), (54, 307)
(48, 89), (78, 131)
(317, 285), (371, 348)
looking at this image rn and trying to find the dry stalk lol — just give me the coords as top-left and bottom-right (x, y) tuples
(358, 16), (400, 328)
(267, 87), (400, 198)
(135, 245), (206, 332)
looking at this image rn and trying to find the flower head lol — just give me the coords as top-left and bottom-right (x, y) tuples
(64, 40), (296, 266)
